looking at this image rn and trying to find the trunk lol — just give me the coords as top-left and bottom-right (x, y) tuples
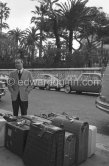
(68, 30), (73, 53)
(87, 44), (92, 67)
(0, 17), (2, 33)
(31, 45), (35, 62)
(39, 29), (43, 58)
(53, 18), (61, 66)
(85, 37), (92, 67)
(0, 9), (2, 33)
(39, 15), (43, 58)
(99, 40), (104, 67)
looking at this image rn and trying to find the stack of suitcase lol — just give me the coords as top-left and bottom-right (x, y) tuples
(51, 115), (89, 165)
(23, 122), (65, 166)
(23, 114), (78, 166)
(4, 115), (52, 158)
(5, 121), (30, 157)
(3, 113), (97, 166)
(35, 112), (90, 165)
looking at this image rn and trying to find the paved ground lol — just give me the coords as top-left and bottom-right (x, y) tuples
(0, 144), (109, 166)
(0, 89), (109, 166)
(0, 89), (109, 135)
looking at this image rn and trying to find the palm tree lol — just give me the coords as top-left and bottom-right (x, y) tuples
(24, 27), (39, 62)
(0, 2), (10, 32)
(0, 32), (7, 58)
(31, 3), (48, 57)
(40, 0), (62, 64)
(8, 28), (25, 56)
(56, 0), (90, 53)
(79, 7), (108, 66)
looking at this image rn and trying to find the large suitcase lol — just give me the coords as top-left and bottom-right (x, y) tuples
(5, 121), (30, 157)
(23, 115), (52, 124)
(23, 122), (65, 166)
(88, 125), (97, 157)
(51, 116), (89, 165)
(36, 112), (79, 121)
(64, 132), (76, 166)
(0, 117), (6, 147)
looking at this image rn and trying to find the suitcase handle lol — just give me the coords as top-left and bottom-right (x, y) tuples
(59, 120), (74, 129)
(66, 116), (74, 122)
(81, 122), (88, 133)
(38, 127), (47, 137)
(60, 123), (64, 128)
(33, 122), (49, 137)
(62, 112), (79, 120)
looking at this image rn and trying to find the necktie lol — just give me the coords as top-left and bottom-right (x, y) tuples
(18, 71), (22, 80)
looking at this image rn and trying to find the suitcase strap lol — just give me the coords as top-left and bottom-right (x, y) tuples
(47, 112), (75, 121)
(32, 122), (50, 137)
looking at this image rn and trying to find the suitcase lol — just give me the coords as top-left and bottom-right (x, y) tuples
(23, 122), (65, 166)
(64, 132), (76, 166)
(51, 116), (89, 165)
(23, 115), (52, 124)
(0, 117), (6, 147)
(3, 114), (17, 122)
(37, 112), (79, 121)
(88, 125), (97, 157)
(5, 121), (30, 157)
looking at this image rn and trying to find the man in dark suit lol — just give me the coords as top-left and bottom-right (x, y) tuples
(8, 58), (33, 116)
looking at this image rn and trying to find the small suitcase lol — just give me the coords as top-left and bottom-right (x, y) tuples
(5, 121), (30, 157)
(3, 114), (17, 122)
(23, 122), (65, 166)
(0, 117), (6, 147)
(51, 116), (89, 165)
(64, 132), (76, 166)
(88, 125), (97, 157)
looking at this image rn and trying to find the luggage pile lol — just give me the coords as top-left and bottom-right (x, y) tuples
(0, 112), (97, 166)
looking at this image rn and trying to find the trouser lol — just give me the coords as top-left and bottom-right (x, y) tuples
(12, 93), (28, 116)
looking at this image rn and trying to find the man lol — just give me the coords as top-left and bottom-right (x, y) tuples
(8, 58), (33, 116)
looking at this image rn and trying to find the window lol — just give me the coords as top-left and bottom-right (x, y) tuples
(80, 74), (89, 81)
(44, 75), (51, 79)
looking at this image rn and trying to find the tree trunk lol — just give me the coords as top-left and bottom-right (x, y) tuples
(39, 15), (43, 58)
(0, 8), (2, 33)
(0, 17), (2, 33)
(31, 45), (35, 62)
(69, 30), (73, 53)
(39, 29), (43, 58)
(53, 18), (61, 66)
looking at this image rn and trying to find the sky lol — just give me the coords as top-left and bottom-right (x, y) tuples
(1, 0), (109, 32)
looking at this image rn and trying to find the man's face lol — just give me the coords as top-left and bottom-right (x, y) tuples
(15, 59), (23, 70)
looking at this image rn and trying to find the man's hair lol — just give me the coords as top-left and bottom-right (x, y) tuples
(15, 58), (23, 64)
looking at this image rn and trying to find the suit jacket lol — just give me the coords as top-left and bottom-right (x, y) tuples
(8, 69), (33, 101)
